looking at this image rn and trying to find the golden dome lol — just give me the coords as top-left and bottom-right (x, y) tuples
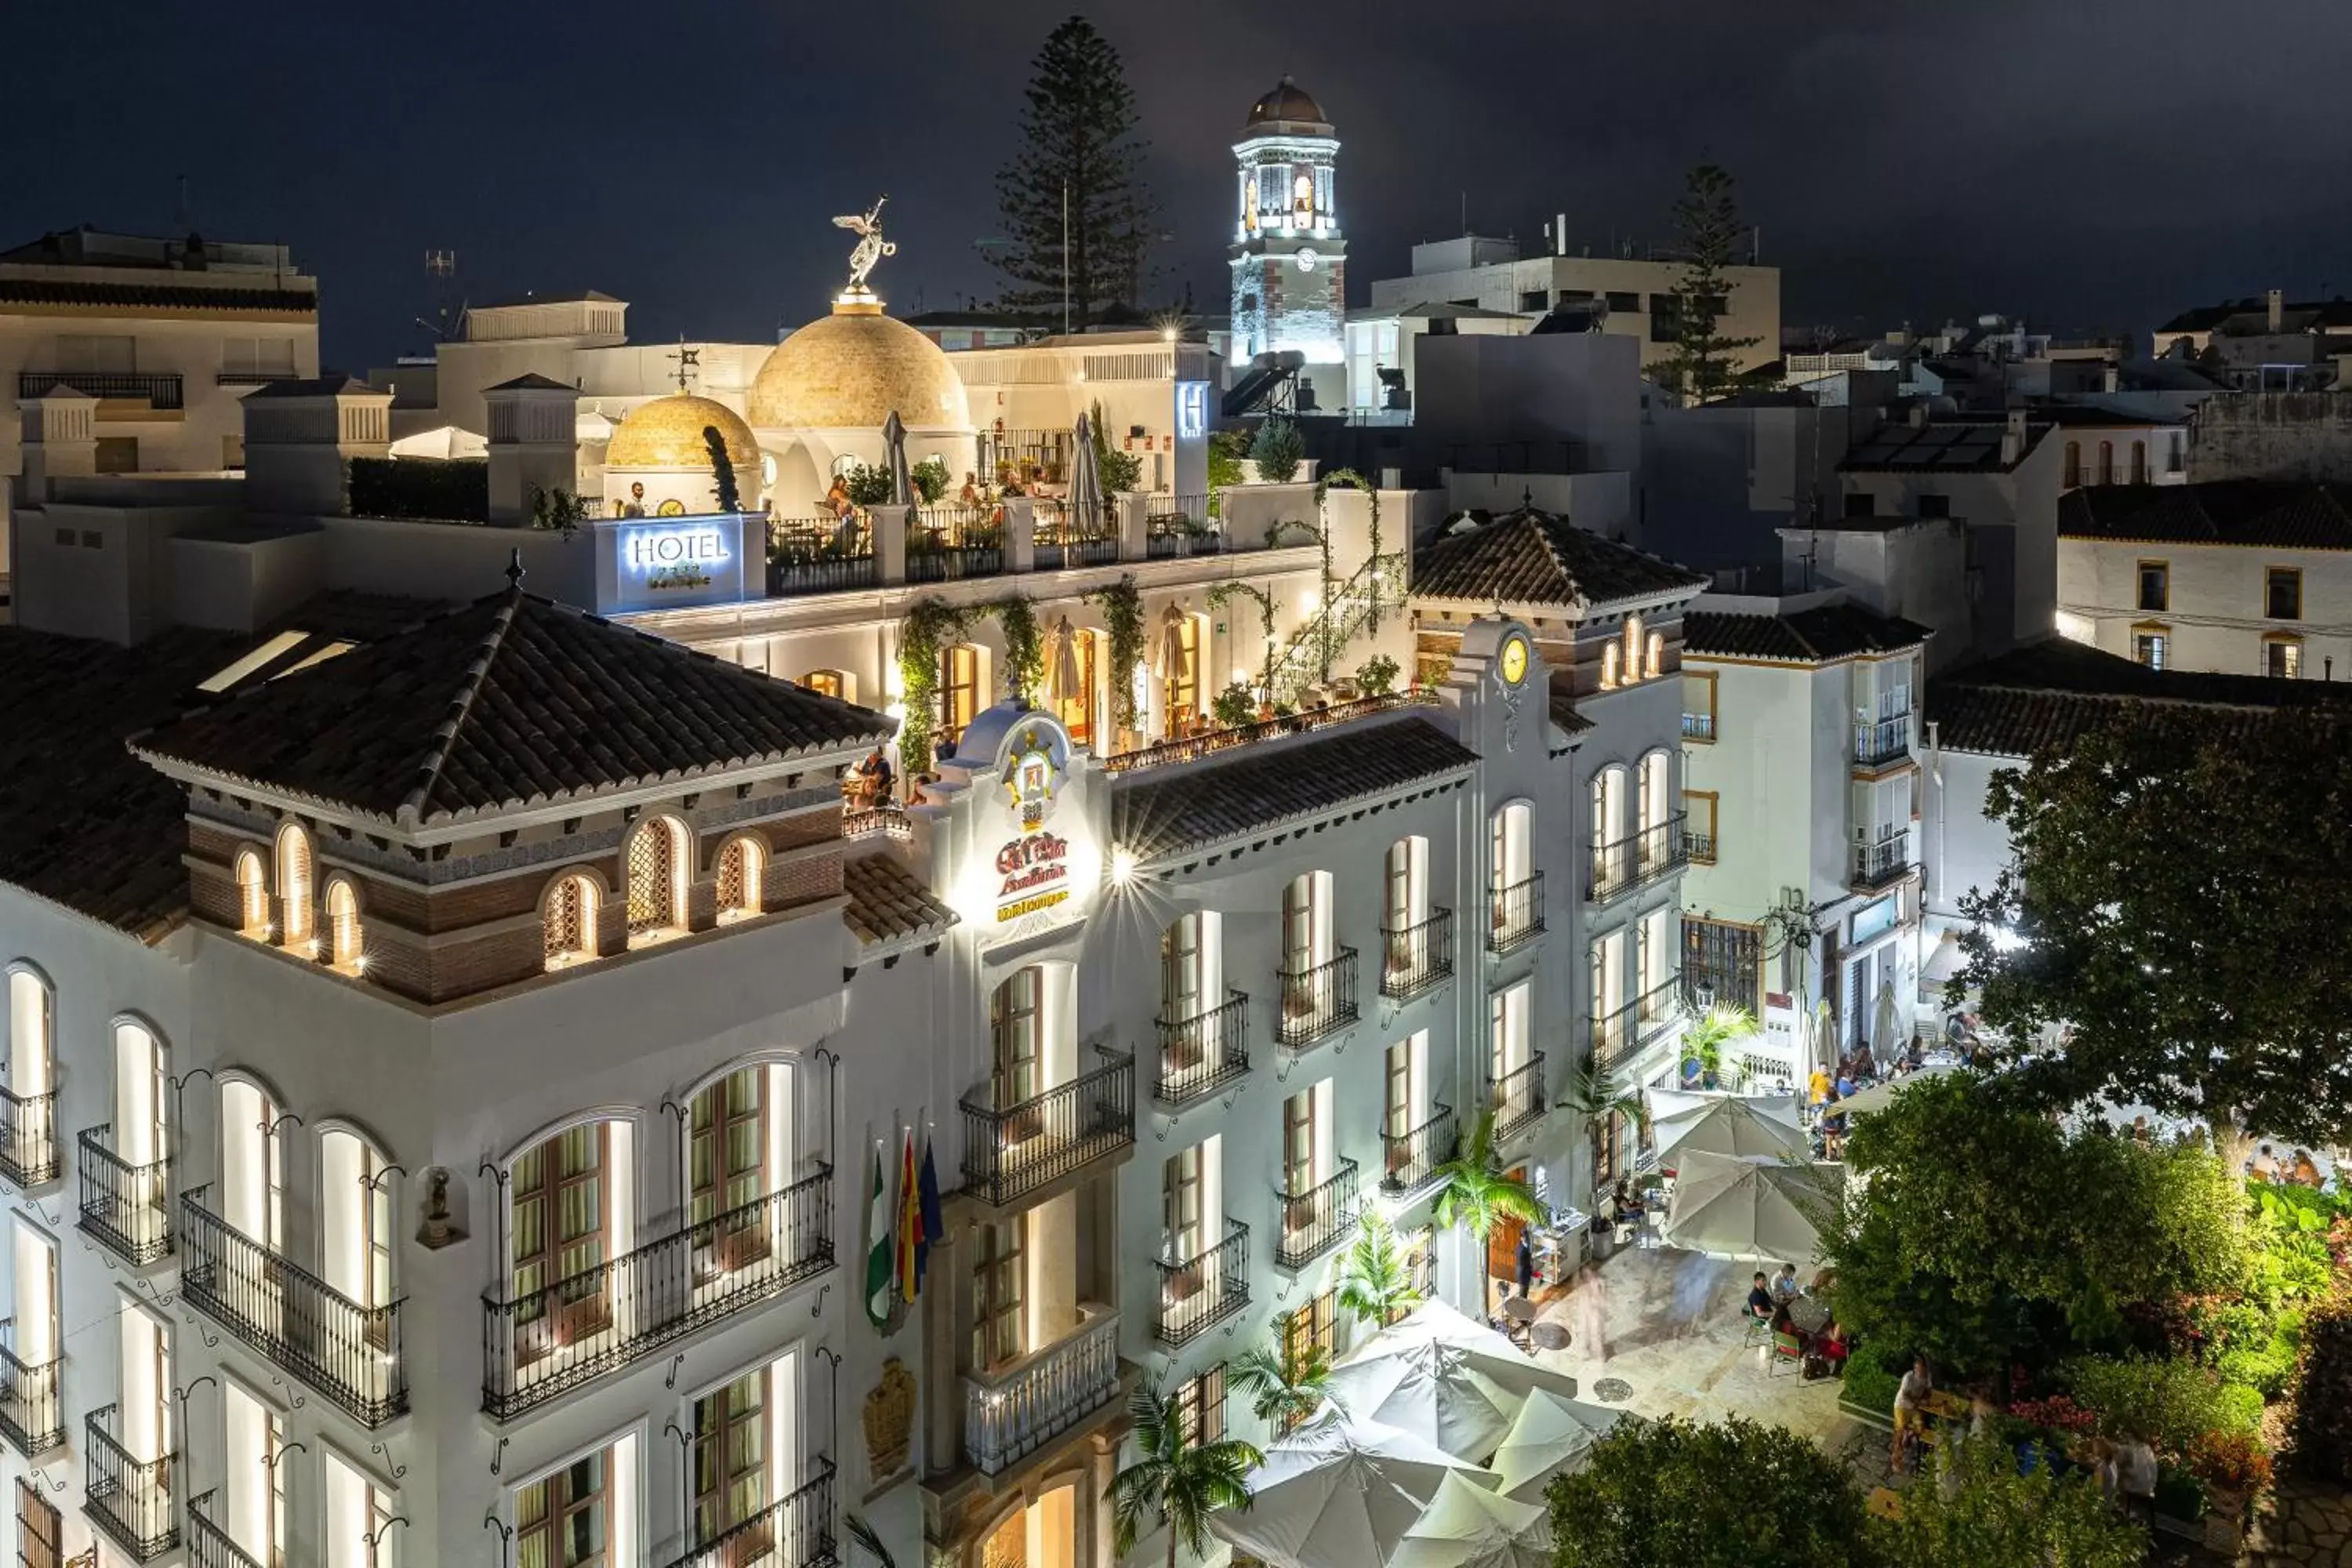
(747, 303), (971, 432)
(604, 394), (762, 473)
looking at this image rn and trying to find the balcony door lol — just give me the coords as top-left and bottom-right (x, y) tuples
(118, 1302), (172, 1468)
(321, 1130), (394, 1356)
(691, 1067), (775, 1272)
(220, 1080), (285, 1254)
(694, 1359), (793, 1557)
(1589, 770), (1624, 887)
(1281, 873), (1333, 1019)
(519, 1447), (611, 1568)
(1490, 984), (1531, 1087)
(225, 1381), (288, 1567)
(1385, 837), (1428, 978)
(511, 1123), (613, 1367)
(112, 1018), (169, 1174)
(971, 1218), (1026, 1370)
(1637, 753), (1671, 859)
(7, 971), (53, 1174)
(16, 1480), (58, 1568)
(1161, 914), (1209, 1028)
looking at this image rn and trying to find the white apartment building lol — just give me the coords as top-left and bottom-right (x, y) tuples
(1680, 597), (1933, 1073)
(2056, 481), (2352, 680)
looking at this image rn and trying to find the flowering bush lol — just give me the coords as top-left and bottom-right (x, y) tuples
(2009, 1394), (2098, 1435)
(2186, 1428), (2274, 1497)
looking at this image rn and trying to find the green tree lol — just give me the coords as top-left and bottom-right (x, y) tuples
(1230, 1339), (1332, 1432)
(1679, 1003), (1758, 1087)
(1658, 164), (1761, 404)
(1954, 709), (2352, 1170)
(1870, 1433), (2144, 1568)
(1432, 1112), (1544, 1316)
(703, 426), (742, 514)
(1547, 1415), (1881, 1568)
(1561, 1062), (1646, 1192)
(1337, 1210), (1425, 1329)
(1091, 399), (1143, 494)
(991, 16), (1156, 328)
(1249, 416), (1304, 483)
(1107, 1381), (1262, 1568)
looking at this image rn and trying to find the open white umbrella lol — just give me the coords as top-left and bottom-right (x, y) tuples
(1210, 1415), (1496, 1568)
(1325, 1340), (1528, 1462)
(1647, 1093), (1807, 1163)
(1357, 1301), (1582, 1404)
(1388, 1469), (1553, 1568)
(388, 423), (488, 460)
(1069, 408), (1105, 538)
(1486, 1388), (1635, 1501)
(1838, 1063), (1958, 1118)
(1044, 615), (1082, 706)
(1658, 1151), (1842, 1263)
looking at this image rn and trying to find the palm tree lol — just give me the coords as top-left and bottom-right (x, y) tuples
(1337, 1210), (1425, 1330)
(1432, 1111), (1546, 1316)
(1230, 1338), (1332, 1433)
(1681, 1003), (1759, 1089)
(1562, 1061), (1650, 1193)
(1107, 1381), (1264, 1568)
(843, 1514), (896, 1568)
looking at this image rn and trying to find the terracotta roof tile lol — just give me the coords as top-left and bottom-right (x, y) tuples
(843, 854), (958, 946)
(0, 278), (317, 313)
(1925, 637), (2352, 756)
(2057, 482), (2352, 550)
(1686, 604), (1933, 663)
(1411, 507), (1706, 610)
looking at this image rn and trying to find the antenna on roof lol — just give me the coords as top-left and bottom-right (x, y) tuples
(505, 549), (525, 590)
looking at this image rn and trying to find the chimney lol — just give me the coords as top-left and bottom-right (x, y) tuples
(2102, 364), (2120, 394)
(1907, 402), (1929, 429)
(2001, 408), (2027, 466)
(2267, 288), (2285, 332)
(1555, 212), (1567, 257)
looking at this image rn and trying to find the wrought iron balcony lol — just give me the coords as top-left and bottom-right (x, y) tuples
(964, 1305), (1121, 1476)
(1381, 1104), (1455, 1196)
(1854, 712), (1913, 768)
(907, 505), (1007, 583)
(1490, 1053), (1547, 1143)
(1276, 1159), (1360, 1269)
(1588, 816), (1689, 905)
(1852, 829), (1910, 891)
(482, 1163), (835, 1421)
(1156, 991), (1250, 1108)
(0, 1332), (62, 1457)
(1684, 828), (1718, 865)
(76, 1125), (172, 1265)
(18, 371), (183, 409)
(1156, 1218), (1250, 1347)
(662, 1459), (838, 1568)
(1276, 948), (1359, 1049)
(1380, 909), (1454, 1001)
(1682, 711), (1717, 741)
(189, 1490), (262, 1568)
(84, 1403), (177, 1562)
(1487, 873), (1545, 955)
(840, 801), (911, 841)
(0, 1085), (59, 1188)
(180, 1185), (407, 1428)
(959, 1045), (1135, 1207)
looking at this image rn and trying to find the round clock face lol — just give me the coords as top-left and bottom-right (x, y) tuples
(1500, 635), (1530, 686)
(1295, 247), (1319, 273)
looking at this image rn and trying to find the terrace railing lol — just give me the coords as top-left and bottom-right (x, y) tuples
(83, 1403), (177, 1562)
(767, 514), (878, 596)
(1487, 873), (1546, 956)
(1490, 1053), (1547, 1143)
(0, 1084), (59, 1187)
(963, 1306), (1121, 1476)
(958, 1046), (1135, 1207)
(1381, 1104), (1455, 1196)
(661, 1459), (838, 1568)
(1275, 1159), (1360, 1269)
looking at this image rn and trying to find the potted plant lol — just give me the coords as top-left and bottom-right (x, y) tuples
(1356, 653), (1400, 697)
(1211, 682), (1257, 731)
(1679, 1004), (1759, 1091)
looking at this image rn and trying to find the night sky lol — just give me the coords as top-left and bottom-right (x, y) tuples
(16, 0), (2352, 368)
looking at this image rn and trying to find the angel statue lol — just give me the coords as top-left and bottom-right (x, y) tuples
(833, 196), (897, 296)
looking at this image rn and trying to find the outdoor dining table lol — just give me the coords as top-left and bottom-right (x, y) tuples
(1787, 1294), (1831, 1334)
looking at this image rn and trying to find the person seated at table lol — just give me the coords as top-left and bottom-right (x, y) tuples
(1817, 1318), (1850, 1370)
(851, 746), (895, 806)
(1853, 1044), (1878, 1080)
(1745, 1272), (1775, 1322)
(1834, 1067), (1858, 1099)
(1820, 1091), (1849, 1158)
(958, 470), (982, 506)
(2292, 1148), (2325, 1187)
(2114, 1431), (2158, 1525)
(1891, 1356), (1933, 1469)
(825, 474), (857, 521)
(1770, 1262), (1802, 1302)
(2249, 1144), (2282, 1181)
(1769, 1301), (1800, 1341)
(1835, 1050), (1857, 1081)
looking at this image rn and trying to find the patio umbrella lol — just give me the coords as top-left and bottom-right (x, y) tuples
(1044, 615), (1082, 706)
(1658, 1151), (1843, 1264)
(1648, 1093), (1807, 1163)
(1068, 408), (1105, 537)
(1349, 1302), (1583, 1407)
(388, 423), (488, 460)
(1388, 1469), (1553, 1568)
(882, 409), (914, 507)
(1873, 978), (1901, 1057)
(1486, 1388), (1635, 1501)
(1325, 1340), (1529, 1461)
(1210, 1415), (1496, 1568)
(1838, 1063), (1958, 1118)
(1152, 602), (1190, 678)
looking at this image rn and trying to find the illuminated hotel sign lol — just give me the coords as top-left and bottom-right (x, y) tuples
(593, 513), (754, 615)
(994, 728), (1069, 920)
(1176, 383), (1209, 441)
(625, 526), (729, 572)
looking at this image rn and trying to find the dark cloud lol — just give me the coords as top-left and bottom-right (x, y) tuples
(11, 0), (2352, 365)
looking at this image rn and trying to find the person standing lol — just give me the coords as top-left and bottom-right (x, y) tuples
(1515, 1229), (1535, 1302)
(2114, 1431), (2158, 1526)
(1892, 1356), (1933, 1470)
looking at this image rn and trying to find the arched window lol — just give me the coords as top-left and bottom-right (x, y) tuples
(716, 837), (764, 922)
(2131, 441), (2149, 484)
(2097, 440), (2115, 486)
(326, 880), (363, 974)
(1600, 641), (1621, 690)
(321, 1126), (394, 1323)
(275, 823), (314, 946)
(6, 967), (56, 1184)
(1623, 614), (1646, 682)
(234, 848), (269, 937)
(2063, 441), (2082, 488)
(626, 818), (689, 944)
(543, 874), (598, 969)
(1646, 630), (1664, 677)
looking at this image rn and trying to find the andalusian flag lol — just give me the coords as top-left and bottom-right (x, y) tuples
(865, 1141), (891, 1326)
(897, 1127), (921, 1302)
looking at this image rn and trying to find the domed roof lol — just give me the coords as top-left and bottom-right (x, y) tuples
(605, 394), (762, 474)
(1244, 75), (1330, 133)
(748, 303), (971, 433)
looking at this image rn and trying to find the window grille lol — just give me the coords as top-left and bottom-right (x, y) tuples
(545, 877), (591, 964)
(627, 822), (677, 937)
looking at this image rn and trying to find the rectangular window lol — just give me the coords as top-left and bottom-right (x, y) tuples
(1683, 790), (1718, 864)
(2265, 638), (2303, 679)
(95, 437), (139, 474)
(1604, 290), (1639, 314)
(693, 1367), (768, 1549)
(989, 967), (1041, 1109)
(1281, 1087), (1316, 1196)
(971, 1219), (1025, 1368)
(939, 646), (980, 750)
(2136, 561), (2169, 612)
(2267, 568), (2303, 620)
(18, 1478), (60, 1568)
(511, 1124), (609, 1344)
(801, 669), (844, 699)
(2133, 629), (2169, 670)
(1385, 1040), (1414, 1139)
(1917, 493), (1951, 518)
(518, 1445), (610, 1568)
(1172, 1363), (1227, 1446)
(1681, 917), (1761, 1016)
(1163, 1145), (1205, 1263)
(1681, 671), (1717, 742)
(1844, 492), (1877, 518)
(1280, 1291), (1338, 1367)
(1055, 628), (1098, 747)
(1518, 289), (1548, 313)
(1163, 617), (1200, 726)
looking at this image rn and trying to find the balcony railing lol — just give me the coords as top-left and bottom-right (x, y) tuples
(76, 1125), (172, 1265)
(959, 1045), (1135, 1207)
(767, 514), (878, 597)
(180, 1185), (407, 1428)
(0, 1085), (59, 1187)
(1156, 991), (1250, 1108)
(1487, 873), (1545, 955)
(19, 371), (184, 408)
(1682, 712), (1717, 742)
(1156, 1218), (1250, 1347)
(841, 801), (911, 841)
(84, 1404), (176, 1562)
(1276, 948), (1359, 1049)
(1852, 829), (1910, 891)
(1853, 712), (1914, 768)
(1380, 909), (1454, 1001)
(662, 1459), (838, 1568)
(0, 1334), (62, 1457)
(482, 1163), (836, 1421)
(1033, 497), (1118, 571)
(1490, 1053), (1546, 1143)
(908, 505), (1007, 583)
(1588, 816), (1689, 905)
(964, 1305), (1121, 1476)
(1381, 1104), (1456, 1196)
(1684, 828), (1718, 865)
(1100, 690), (1439, 776)
(1276, 1159), (1360, 1269)
(189, 1490), (263, 1568)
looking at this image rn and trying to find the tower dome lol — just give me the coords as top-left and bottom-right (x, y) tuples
(747, 301), (970, 433)
(1243, 75), (1331, 135)
(605, 393), (760, 474)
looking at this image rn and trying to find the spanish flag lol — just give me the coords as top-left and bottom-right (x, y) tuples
(896, 1126), (920, 1302)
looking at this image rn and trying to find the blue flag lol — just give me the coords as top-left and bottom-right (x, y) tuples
(916, 1127), (946, 1288)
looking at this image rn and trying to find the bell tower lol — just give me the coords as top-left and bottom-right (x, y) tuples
(1229, 76), (1346, 406)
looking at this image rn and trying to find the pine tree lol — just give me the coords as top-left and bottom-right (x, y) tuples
(1661, 164), (1761, 405)
(991, 16), (1156, 328)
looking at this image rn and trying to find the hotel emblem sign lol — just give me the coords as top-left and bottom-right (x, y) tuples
(993, 724), (1071, 923)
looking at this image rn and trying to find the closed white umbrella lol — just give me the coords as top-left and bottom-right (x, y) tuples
(882, 408), (913, 507)
(1044, 615), (1082, 706)
(1486, 1388), (1635, 1501)
(1658, 1151), (1842, 1263)
(1153, 602), (1190, 679)
(1326, 1341), (1527, 1462)
(1873, 978), (1901, 1058)
(1388, 1469), (1552, 1568)
(1210, 1416), (1496, 1568)
(1838, 1063), (1958, 1118)
(1648, 1093), (1808, 1164)
(1069, 408), (1105, 537)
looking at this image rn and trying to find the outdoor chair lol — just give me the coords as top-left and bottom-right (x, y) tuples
(1769, 1329), (1806, 1374)
(1742, 1313), (1771, 1347)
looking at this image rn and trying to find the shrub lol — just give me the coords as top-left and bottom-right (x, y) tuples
(2008, 1394), (2099, 1436)
(1090, 400), (1143, 493)
(1355, 652), (1399, 695)
(2213, 1309), (2303, 1400)
(1871, 1433), (2143, 1568)
(1838, 1352), (1902, 1417)
(2288, 1298), (2352, 1482)
(843, 463), (895, 506)
(347, 456), (489, 522)
(910, 456), (951, 505)
(1548, 1415), (1880, 1568)
(1210, 682), (1258, 730)
(1249, 417), (1304, 484)
(2186, 1428), (2274, 1497)
(2063, 1354), (2262, 1457)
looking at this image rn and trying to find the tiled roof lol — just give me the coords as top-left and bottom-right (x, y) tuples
(135, 590), (894, 826)
(1842, 419), (2051, 472)
(0, 278), (318, 313)
(1685, 604), (1933, 663)
(2158, 298), (2352, 335)
(2057, 482), (2352, 550)
(1925, 637), (2352, 757)
(1113, 716), (1477, 861)
(0, 623), (252, 942)
(843, 854), (958, 946)
(1411, 507), (1707, 610)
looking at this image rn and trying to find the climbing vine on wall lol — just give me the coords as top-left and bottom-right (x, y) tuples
(1086, 573), (1145, 731)
(1315, 466), (1386, 633)
(895, 597), (971, 777)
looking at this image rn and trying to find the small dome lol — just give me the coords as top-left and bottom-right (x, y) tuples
(748, 303), (971, 432)
(1244, 75), (1330, 132)
(605, 394), (761, 474)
